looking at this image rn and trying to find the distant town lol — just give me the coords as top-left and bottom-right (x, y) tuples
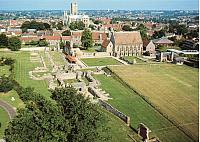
(0, 0), (199, 142)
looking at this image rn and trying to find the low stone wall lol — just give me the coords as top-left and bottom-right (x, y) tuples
(81, 52), (110, 58)
(98, 99), (130, 126)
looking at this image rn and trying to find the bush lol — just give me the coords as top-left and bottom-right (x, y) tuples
(0, 76), (14, 93)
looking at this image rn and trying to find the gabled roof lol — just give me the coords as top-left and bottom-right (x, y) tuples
(62, 36), (71, 41)
(102, 39), (111, 48)
(92, 32), (107, 41)
(153, 37), (174, 44)
(42, 36), (61, 41)
(143, 39), (150, 47)
(114, 31), (143, 45)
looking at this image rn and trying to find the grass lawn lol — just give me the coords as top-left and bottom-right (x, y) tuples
(0, 51), (51, 98)
(98, 108), (141, 142)
(0, 65), (10, 76)
(0, 90), (24, 109)
(124, 56), (145, 64)
(109, 64), (199, 141)
(81, 57), (122, 66)
(94, 74), (193, 142)
(0, 107), (10, 138)
(49, 51), (66, 66)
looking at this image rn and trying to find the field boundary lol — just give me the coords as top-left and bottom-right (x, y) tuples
(105, 67), (196, 142)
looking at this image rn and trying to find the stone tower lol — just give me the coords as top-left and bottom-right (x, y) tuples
(70, 0), (78, 15)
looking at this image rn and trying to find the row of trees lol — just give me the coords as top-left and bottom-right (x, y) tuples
(0, 34), (21, 51)
(21, 21), (51, 33)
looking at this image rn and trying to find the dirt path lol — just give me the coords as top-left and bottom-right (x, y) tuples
(0, 100), (16, 119)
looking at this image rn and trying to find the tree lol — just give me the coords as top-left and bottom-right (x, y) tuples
(152, 30), (165, 39)
(136, 24), (148, 40)
(0, 33), (8, 48)
(51, 87), (109, 142)
(62, 30), (71, 36)
(0, 76), (14, 93)
(122, 25), (133, 31)
(69, 21), (85, 30)
(5, 90), (70, 142)
(94, 20), (102, 25)
(8, 36), (21, 51)
(5, 87), (109, 142)
(57, 22), (64, 30)
(38, 39), (48, 47)
(81, 29), (93, 49)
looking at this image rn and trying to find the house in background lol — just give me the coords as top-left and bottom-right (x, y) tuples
(143, 40), (156, 56)
(101, 39), (113, 55)
(152, 37), (174, 47)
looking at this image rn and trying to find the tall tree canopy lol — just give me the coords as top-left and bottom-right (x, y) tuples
(21, 21), (51, 32)
(8, 36), (21, 51)
(5, 87), (108, 142)
(0, 33), (8, 48)
(69, 21), (85, 30)
(62, 30), (71, 36)
(81, 29), (93, 49)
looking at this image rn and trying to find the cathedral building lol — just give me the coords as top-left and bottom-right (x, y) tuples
(63, 1), (90, 27)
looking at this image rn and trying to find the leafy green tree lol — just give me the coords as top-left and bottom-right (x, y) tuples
(38, 39), (48, 47)
(5, 91), (70, 142)
(94, 20), (102, 25)
(62, 30), (71, 36)
(51, 87), (109, 142)
(57, 22), (64, 30)
(0, 76), (14, 93)
(122, 25), (133, 31)
(81, 29), (93, 49)
(8, 36), (21, 51)
(5, 87), (109, 142)
(69, 21), (85, 30)
(152, 30), (166, 39)
(0, 33), (8, 48)
(136, 24), (148, 40)
(89, 24), (96, 30)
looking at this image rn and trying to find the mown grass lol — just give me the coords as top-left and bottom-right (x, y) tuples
(49, 51), (66, 66)
(109, 64), (199, 141)
(0, 108), (10, 138)
(0, 65), (10, 77)
(81, 57), (122, 66)
(0, 51), (51, 98)
(94, 73), (193, 142)
(124, 56), (145, 63)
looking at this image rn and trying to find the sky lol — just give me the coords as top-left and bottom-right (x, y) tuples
(0, 0), (199, 10)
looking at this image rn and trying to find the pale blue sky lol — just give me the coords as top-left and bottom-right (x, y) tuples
(0, 0), (199, 10)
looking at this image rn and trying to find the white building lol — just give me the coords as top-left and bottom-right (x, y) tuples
(63, 1), (90, 27)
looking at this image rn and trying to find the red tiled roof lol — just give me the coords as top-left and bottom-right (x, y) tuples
(143, 39), (150, 47)
(62, 36), (71, 41)
(66, 55), (76, 62)
(103, 24), (122, 31)
(20, 37), (39, 42)
(42, 36), (61, 41)
(114, 32), (143, 45)
(102, 39), (110, 48)
(92, 32), (107, 41)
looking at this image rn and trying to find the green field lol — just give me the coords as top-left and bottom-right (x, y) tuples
(0, 65), (10, 76)
(109, 64), (199, 141)
(124, 56), (145, 63)
(0, 51), (51, 98)
(49, 51), (66, 66)
(0, 107), (10, 138)
(81, 57), (122, 66)
(94, 74), (192, 142)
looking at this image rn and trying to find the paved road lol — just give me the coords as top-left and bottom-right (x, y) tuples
(0, 100), (16, 119)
